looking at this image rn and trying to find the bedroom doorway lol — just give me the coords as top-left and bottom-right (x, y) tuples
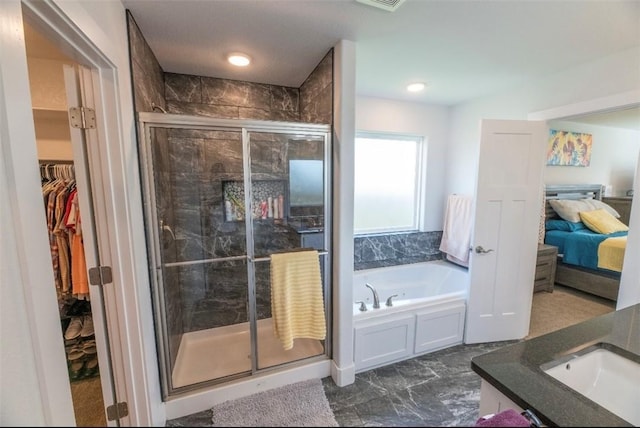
(528, 99), (639, 337)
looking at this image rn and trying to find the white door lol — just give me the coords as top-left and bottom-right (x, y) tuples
(465, 119), (547, 344)
(63, 64), (127, 426)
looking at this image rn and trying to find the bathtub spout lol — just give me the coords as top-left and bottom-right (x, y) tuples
(365, 283), (380, 309)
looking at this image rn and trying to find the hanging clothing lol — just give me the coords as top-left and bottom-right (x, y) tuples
(54, 186), (71, 292)
(40, 163), (89, 300)
(66, 190), (89, 299)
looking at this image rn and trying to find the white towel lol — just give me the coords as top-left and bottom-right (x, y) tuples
(439, 194), (474, 267)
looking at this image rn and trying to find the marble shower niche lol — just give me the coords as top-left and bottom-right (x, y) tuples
(222, 180), (288, 222)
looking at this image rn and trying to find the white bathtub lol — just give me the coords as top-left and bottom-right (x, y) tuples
(352, 259), (469, 372)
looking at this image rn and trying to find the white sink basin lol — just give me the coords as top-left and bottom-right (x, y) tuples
(543, 347), (640, 425)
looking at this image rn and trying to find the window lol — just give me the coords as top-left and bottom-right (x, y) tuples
(354, 132), (425, 235)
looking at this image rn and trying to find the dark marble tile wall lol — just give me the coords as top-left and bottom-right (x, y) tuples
(150, 127), (302, 332)
(126, 11), (165, 113)
(150, 128), (183, 369)
(186, 225), (303, 332)
(300, 49), (333, 124)
(354, 231), (444, 271)
(126, 11), (180, 369)
(165, 73), (300, 121)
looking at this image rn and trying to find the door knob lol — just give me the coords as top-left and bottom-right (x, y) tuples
(475, 245), (494, 254)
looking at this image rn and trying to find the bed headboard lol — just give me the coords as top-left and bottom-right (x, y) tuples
(544, 184), (603, 219)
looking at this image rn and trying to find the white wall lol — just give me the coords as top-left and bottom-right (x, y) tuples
(356, 96), (450, 231)
(0, 136), (51, 425)
(446, 47), (640, 196)
(544, 121), (639, 196)
(618, 150), (640, 309)
(332, 40), (357, 386)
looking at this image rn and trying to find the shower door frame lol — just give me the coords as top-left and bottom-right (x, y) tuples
(137, 112), (332, 399)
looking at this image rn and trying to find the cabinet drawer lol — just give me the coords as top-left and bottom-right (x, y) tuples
(534, 244), (557, 293)
(535, 267), (552, 282)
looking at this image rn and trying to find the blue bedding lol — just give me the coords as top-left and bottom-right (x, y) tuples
(545, 229), (628, 270)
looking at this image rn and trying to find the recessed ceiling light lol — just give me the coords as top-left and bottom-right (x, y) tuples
(407, 82), (426, 92)
(228, 52), (251, 67)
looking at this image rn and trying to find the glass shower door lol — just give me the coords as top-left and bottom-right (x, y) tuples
(138, 114), (332, 399)
(246, 131), (330, 370)
(141, 123), (253, 394)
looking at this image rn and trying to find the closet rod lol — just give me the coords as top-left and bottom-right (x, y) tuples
(38, 159), (74, 164)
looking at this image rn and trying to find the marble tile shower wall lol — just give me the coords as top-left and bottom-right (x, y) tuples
(300, 50), (333, 124)
(127, 12), (185, 367)
(165, 73), (301, 121)
(127, 11), (165, 113)
(151, 128), (301, 333)
(155, 53), (333, 334)
(354, 231), (444, 271)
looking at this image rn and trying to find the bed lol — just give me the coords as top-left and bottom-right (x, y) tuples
(544, 184), (629, 301)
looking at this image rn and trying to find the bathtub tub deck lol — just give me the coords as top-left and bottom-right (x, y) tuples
(353, 260), (469, 372)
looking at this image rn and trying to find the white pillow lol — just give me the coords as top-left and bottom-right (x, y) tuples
(548, 198), (620, 223)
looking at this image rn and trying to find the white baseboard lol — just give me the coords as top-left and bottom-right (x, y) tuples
(330, 360), (355, 386)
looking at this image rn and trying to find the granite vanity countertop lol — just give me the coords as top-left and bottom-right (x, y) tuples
(471, 303), (640, 427)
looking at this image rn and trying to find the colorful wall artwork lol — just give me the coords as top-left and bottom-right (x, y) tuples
(546, 129), (592, 167)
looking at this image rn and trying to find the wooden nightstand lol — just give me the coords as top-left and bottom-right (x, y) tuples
(534, 244), (558, 293)
(602, 196), (633, 226)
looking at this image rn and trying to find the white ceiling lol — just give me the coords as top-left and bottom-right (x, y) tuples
(25, 0), (640, 130)
(560, 106), (640, 132)
(122, 0), (640, 108)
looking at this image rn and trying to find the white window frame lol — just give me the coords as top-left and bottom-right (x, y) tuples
(354, 131), (427, 235)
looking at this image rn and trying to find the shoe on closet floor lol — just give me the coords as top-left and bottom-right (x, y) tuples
(69, 360), (85, 381)
(64, 317), (83, 340)
(80, 314), (94, 338)
(84, 357), (99, 377)
(82, 340), (97, 355)
(67, 347), (84, 361)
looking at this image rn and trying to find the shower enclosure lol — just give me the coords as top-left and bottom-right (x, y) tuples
(137, 113), (332, 398)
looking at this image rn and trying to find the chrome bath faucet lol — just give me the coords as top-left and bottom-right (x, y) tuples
(365, 283), (380, 309)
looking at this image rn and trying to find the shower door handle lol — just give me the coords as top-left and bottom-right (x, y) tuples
(475, 245), (494, 254)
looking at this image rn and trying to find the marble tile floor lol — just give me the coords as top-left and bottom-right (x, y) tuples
(166, 340), (513, 427)
(322, 341), (513, 427)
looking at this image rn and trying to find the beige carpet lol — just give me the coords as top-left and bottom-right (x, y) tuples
(527, 285), (616, 339)
(71, 376), (107, 426)
(211, 378), (338, 427)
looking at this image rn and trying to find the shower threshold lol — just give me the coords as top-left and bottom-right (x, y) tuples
(172, 317), (325, 388)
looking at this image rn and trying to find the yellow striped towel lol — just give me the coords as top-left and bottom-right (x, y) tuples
(270, 250), (326, 351)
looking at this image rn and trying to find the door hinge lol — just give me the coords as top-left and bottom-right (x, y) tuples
(88, 266), (113, 286)
(69, 106), (96, 129)
(106, 402), (128, 421)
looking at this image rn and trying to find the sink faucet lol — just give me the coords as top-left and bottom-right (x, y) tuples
(365, 283), (380, 309)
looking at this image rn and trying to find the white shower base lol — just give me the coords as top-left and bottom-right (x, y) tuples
(172, 317), (325, 388)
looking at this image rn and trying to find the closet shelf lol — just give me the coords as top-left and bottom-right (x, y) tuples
(32, 107), (69, 121)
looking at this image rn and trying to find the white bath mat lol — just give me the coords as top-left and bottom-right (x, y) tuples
(210, 378), (338, 427)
